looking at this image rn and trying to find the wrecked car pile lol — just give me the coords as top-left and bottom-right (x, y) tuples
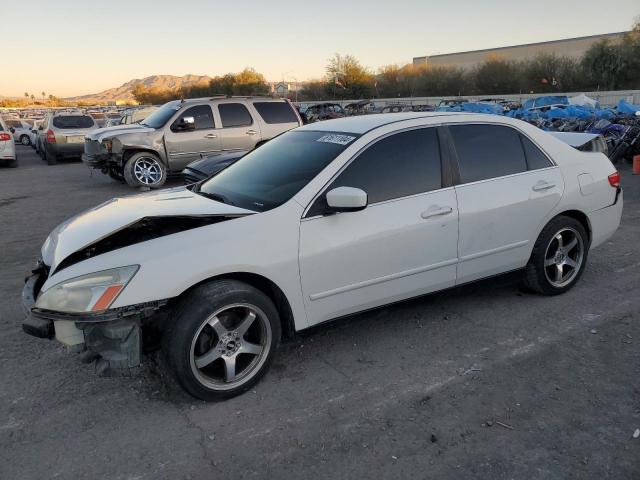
(437, 96), (640, 163)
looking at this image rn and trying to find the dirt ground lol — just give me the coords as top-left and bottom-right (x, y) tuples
(1, 146), (638, 479)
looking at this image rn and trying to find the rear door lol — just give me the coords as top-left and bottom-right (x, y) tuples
(448, 123), (564, 283)
(214, 102), (261, 152)
(164, 104), (222, 170)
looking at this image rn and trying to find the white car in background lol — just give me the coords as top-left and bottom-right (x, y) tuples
(0, 117), (18, 167)
(22, 113), (622, 400)
(4, 118), (32, 146)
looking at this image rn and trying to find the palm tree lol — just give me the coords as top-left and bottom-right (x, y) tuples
(24, 92), (29, 99)
(41, 91), (46, 100)
(30, 94), (35, 102)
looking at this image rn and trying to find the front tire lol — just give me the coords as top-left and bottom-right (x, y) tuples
(20, 135), (30, 146)
(523, 216), (589, 295)
(163, 280), (281, 401)
(123, 152), (167, 188)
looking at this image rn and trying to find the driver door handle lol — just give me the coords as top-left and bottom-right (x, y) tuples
(246, 130), (258, 136)
(204, 134), (217, 139)
(421, 206), (453, 219)
(532, 181), (555, 192)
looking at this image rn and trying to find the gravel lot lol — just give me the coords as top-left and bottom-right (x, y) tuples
(1, 146), (639, 479)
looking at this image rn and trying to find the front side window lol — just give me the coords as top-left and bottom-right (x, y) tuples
(219, 103), (253, 128)
(171, 105), (215, 131)
(449, 124), (527, 183)
(325, 128), (442, 205)
(197, 130), (357, 212)
(52, 116), (95, 129)
(142, 102), (181, 129)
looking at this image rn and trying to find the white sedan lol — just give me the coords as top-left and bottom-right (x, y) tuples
(22, 113), (623, 400)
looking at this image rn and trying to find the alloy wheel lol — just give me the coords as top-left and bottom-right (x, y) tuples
(543, 227), (584, 288)
(132, 157), (163, 185)
(189, 303), (272, 391)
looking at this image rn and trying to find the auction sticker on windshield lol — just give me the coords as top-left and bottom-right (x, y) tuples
(316, 134), (356, 145)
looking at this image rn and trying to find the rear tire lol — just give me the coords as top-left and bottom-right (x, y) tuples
(7, 158), (18, 168)
(20, 135), (30, 146)
(162, 280), (281, 401)
(45, 149), (57, 165)
(123, 152), (167, 188)
(523, 215), (589, 295)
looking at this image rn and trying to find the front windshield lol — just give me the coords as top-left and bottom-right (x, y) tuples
(198, 130), (359, 212)
(141, 102), (181, 129)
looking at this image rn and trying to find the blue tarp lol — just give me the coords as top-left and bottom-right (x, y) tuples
(617, 99), (640, 116)
(522, 95), (569, 111)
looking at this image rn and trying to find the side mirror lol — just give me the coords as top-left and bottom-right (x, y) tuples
(325, 186), (368, 213)
(9, 127), (15, 134)
(173, 116), (196, 131)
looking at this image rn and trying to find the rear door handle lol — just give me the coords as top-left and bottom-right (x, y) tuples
(421, 206), (453, 219)
(532, 181), (555, 192)
(204, 134), (217, 139)
(246, 130), (258, 136)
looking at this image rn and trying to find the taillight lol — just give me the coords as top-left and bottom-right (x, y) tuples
(608, 171), (620, 188)
(46, 130), (56, 143)
(0, 133), (11, 142)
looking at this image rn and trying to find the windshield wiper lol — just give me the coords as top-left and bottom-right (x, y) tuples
(196, 188), (233, 205)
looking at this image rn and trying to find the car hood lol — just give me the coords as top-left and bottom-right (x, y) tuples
(185, 151), (248, 175)
(42, 186), (255, 272)
(85, 124), (154, 142)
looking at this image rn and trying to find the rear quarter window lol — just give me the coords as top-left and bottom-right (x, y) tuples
(253, 102), (299, 124)
(52, 116), (95, 129)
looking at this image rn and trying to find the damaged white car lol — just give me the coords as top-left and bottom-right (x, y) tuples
(23, 113), (623, 400)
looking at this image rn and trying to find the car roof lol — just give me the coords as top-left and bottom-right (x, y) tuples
(295, 111), (497, 134)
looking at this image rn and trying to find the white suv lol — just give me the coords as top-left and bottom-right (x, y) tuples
(23, 113), (623, 400)
(0, 117), (17, 167)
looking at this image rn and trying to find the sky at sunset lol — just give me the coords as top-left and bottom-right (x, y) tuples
(2, 0), (638, 98)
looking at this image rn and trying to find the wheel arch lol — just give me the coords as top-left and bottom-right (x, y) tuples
(122, 148), (163, 165)
(176, 272), (296, 340)
(555, 209), (592, 244)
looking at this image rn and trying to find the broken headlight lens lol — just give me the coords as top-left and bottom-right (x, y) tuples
(35, 266), (139, 313)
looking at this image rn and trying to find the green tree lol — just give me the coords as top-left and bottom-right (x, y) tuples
(325, 54), (374, 99)
(581, 40), (625, 90)
(472, 56), (520, 95)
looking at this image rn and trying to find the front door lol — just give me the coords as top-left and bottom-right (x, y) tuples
(299, 127), (459, 326)
(164, 104), (221, 171)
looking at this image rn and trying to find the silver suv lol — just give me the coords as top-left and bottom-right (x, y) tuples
(83, 96), (302, 188)
(38, 112), (98, 165)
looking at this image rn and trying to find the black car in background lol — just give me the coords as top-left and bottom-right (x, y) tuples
(182, 150), (248, 184)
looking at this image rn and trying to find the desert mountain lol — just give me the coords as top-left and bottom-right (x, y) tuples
(65, 74), (211, 103)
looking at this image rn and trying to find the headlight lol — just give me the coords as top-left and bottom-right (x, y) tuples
(35, 266), (139, 313)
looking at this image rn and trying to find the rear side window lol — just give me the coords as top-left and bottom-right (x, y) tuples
(253, 102), (298, 124)
(219, 103), (253, 128)
(326, 128), (441, 205)
(450, 124), (527, 183)
(520, 135), (553, 170)
(52, 116), (95, 129)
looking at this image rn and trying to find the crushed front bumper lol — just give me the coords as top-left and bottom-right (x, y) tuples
(22, 270), (168, 369)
